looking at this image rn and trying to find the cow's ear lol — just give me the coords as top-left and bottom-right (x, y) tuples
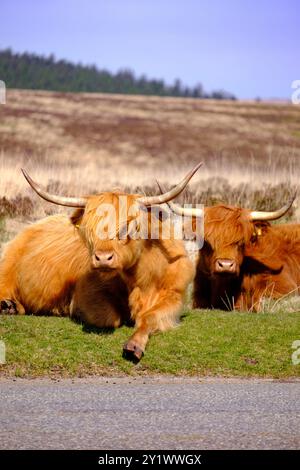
(70, 208), (85, 226)
(253, 221), (270, 233)
(251, 221), (270, 242)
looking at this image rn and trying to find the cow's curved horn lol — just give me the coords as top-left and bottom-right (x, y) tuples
(21, 169), (87, 208)
(156, 180), (204, 217)
(139, 162), (203, 207)
(250, 194), (296, 221)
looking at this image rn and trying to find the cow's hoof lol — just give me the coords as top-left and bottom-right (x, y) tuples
(0, 299), (17, 315)
(123, 341), (144, 363)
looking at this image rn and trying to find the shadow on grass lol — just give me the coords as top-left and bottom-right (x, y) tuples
(81, 317), (135, 335)
(69, 316), (115, 335)
(81, 323), (116, 336)
(70, 315), (133, 335)
(180, 311), (191, 321)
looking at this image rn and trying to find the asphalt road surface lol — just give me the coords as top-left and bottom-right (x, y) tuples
(0, 377), (299, 450)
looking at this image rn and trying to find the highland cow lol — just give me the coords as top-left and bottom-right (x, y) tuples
(0, 165), (200, 360)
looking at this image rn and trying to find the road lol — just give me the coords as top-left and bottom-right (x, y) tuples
(0, 377), (299, 449)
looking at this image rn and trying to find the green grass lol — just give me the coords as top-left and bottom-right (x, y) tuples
(1, 309), (300, 378)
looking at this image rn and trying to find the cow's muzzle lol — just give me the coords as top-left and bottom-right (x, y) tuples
(214, 258), (237, 274)
(92, 251), (117, 270)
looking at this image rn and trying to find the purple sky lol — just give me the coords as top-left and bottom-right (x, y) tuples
(0, 0), (299, 98)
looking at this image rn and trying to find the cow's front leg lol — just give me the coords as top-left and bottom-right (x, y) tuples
(123, 328), (148, 362)
(123, 291), (183, 362)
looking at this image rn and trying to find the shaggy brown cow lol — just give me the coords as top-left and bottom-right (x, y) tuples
(0, 165), (200, 361)
(165, 199), (296, 311)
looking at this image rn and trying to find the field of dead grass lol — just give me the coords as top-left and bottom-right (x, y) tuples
(0, 89), (300, 225)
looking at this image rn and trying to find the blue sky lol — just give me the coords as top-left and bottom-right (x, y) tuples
(0, 0), (299, 98)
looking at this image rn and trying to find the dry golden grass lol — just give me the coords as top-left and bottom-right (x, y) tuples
(0, 88), (300, 223)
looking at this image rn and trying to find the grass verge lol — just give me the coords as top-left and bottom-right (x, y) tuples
(1, 309), (299, 378)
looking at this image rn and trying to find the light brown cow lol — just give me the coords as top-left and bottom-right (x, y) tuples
(0, 165), (200, 360)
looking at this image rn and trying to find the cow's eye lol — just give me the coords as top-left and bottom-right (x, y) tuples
(203, 240), (212, 253)
(238, 241), (245, 250)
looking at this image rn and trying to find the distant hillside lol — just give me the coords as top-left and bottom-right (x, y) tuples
(0, 48), (236, 99)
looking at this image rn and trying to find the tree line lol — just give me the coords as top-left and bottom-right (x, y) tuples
(0, 48), (236, 100)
